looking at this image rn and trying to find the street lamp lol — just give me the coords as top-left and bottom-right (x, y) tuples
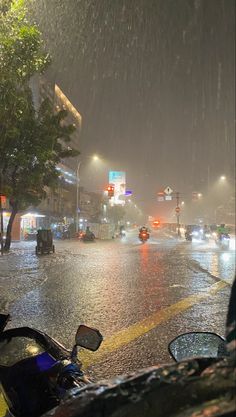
(75, 154), (102, 232)
(220, 175), (226, 181)
(76, 161), (82, 233)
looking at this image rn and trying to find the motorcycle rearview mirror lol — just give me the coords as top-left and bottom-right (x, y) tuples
(75, 325), (103, 351)
(168, 332), (227, 362)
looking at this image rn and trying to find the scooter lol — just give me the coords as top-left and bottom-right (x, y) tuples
(0, 314), (103, 417)
(139, 231), (149, 243)
(82, 233), (95, 242)
(216, 233), (230, 249)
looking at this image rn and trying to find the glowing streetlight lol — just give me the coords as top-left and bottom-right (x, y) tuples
(181, 201), (185, 206)
(76, 154), (102, 231)
(198, 193), (202, 198)
(92, 154), (99, 162)
(220, 175), (226, 181)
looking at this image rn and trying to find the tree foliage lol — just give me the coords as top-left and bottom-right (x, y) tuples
(0, 0), (79, 250)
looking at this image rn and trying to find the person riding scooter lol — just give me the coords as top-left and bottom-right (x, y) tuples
(83, 226), (95, 242)
(139, 226), (150, 242)
(217, 223), (229, 241)
(139, 226), (149, 234)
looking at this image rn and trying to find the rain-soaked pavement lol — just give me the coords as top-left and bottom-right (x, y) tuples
(0, 228), (235, 380)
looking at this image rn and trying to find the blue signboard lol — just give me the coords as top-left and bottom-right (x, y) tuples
(125, 190), (132, 196)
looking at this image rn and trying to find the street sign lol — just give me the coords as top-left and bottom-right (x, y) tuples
(157, 191), (165, 202)
(175, 206), (180, 213)
(125, 190), (133, 196)
(165, 195), (172, 201)
(164, 186), (173, 195)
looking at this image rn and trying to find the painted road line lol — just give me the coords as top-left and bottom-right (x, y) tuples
(80, 280), (228, 367)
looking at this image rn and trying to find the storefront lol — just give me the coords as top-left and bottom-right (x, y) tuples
(21, 213), (46, 240)
(3, 211), (76, 241)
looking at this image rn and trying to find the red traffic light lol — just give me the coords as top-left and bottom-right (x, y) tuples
(107, 185), (114, 197)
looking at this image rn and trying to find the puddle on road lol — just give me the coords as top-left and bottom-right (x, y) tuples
(0, 241), (85, 310)
(180, 240), (235, 284)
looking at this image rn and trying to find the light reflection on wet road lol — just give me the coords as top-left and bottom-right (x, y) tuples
(0, 229), (234, 379)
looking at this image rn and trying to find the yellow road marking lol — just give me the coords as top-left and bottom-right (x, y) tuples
(80, 281), (228, 367)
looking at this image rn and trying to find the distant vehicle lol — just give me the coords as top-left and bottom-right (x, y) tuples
(215, 233), (230, 249)
(184, 225), (201, 241)
(120, 230), (126, 237)
(139, 227), (150, 243)
(76, 230), (85, 240)
(35, 229), (55, 255)
(152, 220), (160, 228)
(82, 227), (95, 242)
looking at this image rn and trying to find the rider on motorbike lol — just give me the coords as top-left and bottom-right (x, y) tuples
(84, 226), (95, 240)
(217, 223), (229, 240)
(139, 226), (149, 234)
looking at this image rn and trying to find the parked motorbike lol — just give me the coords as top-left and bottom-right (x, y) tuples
(0, 314), (103, 417)
(139, 231), (149, 243)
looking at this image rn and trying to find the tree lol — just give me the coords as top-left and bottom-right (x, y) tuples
(0, 0), (79, 250)
(107, 205), (126, 226)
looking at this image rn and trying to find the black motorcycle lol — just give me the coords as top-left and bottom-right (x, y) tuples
(82, 232), (95, 242)
(0, 314), (103, 417)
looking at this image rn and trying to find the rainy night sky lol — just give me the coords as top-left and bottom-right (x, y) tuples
(30, 0), (235, 214)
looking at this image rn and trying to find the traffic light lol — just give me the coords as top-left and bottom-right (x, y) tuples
(107, 185), (114, 198)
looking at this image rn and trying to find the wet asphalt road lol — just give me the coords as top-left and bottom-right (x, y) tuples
(0, 229), (235, 380)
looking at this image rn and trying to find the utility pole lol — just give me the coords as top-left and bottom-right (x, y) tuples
(175, 192), (181, 237)
(0, 196), (4, 255)
(0, 172), (4, 255)
(76, 161), (82, 232)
